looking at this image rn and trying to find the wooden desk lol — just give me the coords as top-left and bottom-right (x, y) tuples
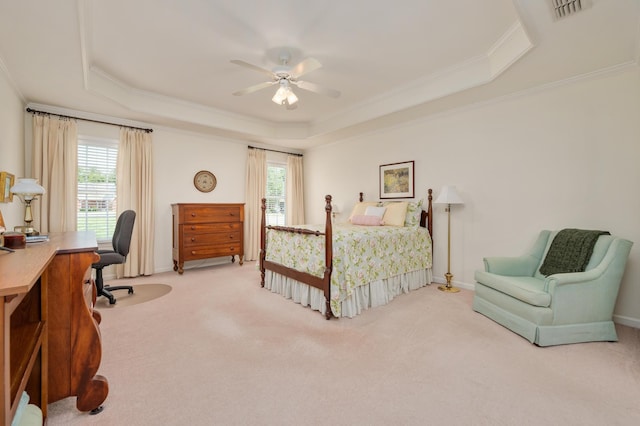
(0, 231), (108, 424)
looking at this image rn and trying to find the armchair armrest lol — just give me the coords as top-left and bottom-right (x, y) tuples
(544, 266), (614, 324)
(483, 255), (539, 276)
(544, 238), (633, 324)
(544, 267), (604, 289)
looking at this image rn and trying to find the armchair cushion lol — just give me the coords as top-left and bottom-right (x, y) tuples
(474, 272), (551, 307)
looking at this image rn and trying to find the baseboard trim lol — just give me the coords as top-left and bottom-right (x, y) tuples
(431, 277), (475, 291)
(613, 314), (640, 329)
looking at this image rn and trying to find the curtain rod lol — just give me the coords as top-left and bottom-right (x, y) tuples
(248, 145), (302, 157)
(26, 107), (153, 133)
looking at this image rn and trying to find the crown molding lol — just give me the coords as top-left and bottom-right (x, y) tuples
(0, 54), (26, 102)
(76, 0), (532, 143)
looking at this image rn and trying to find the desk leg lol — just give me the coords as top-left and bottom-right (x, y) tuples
(47, 251), (109, 412)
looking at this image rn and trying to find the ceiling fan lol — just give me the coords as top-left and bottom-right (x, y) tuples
(231, 51), (340, 109)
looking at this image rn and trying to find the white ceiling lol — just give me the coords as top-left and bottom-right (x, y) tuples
(0, 0), (638, 150)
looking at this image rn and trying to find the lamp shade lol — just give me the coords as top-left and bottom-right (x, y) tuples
(434, 185), (464, 205)
(10, 178), (45, 200)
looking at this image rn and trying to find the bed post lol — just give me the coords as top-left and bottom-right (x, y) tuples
(427, 188), (433, 236)
(259, 198), (266, 287)
(324, 195), (333, 320)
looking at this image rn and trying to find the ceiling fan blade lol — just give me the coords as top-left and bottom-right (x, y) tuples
(293, 80), (341, 98)
(230, 60), (275, 78)
(232, 81), (275, 96)
(289, 57), (322, 79)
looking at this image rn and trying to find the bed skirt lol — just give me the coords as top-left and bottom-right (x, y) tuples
(264, 268), (433, 318)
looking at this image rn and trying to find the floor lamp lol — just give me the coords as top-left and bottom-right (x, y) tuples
(434, 185), (464, 293)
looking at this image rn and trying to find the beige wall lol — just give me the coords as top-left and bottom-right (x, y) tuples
(304, 67), (640, 326)
(152, 128), (247, 270)
(51, 120), (250, 272)
(0, 68), (24, 226)
(3, 63), (639, 325)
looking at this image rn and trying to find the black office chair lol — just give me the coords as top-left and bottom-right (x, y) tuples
(92, 210), (136, 304)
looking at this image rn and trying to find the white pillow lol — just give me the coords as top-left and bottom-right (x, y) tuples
(364, 206), (386, 219)
(348, 202), (379, 221)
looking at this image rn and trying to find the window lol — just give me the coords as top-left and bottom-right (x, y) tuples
(77, 137), (118, 242)
(266, 163), (286, 226)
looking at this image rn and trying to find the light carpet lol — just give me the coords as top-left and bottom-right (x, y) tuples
(47, 263), (640, 426)
(94, 284), (172, 309)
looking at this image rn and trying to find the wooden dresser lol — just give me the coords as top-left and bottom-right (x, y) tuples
(172, 203), (244, 274)
(0, 231), (108, 424)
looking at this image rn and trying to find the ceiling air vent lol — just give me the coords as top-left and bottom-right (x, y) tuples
(550, 0), (592, 20)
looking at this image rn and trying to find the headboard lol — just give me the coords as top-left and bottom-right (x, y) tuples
(357, 189), (433, 236)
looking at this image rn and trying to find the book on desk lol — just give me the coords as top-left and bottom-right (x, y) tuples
(25, 235), (49, 243)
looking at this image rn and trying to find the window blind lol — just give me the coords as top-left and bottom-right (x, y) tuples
(77, 137), (118, 242)
(266, 163), (286, 226)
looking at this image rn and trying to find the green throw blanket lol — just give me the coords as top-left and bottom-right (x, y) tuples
(539, 228), (610, 276)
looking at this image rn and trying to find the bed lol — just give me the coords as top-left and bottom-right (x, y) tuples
(259, 189), (434, 319)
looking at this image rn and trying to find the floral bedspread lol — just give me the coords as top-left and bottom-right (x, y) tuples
(265, 223), (433, 314)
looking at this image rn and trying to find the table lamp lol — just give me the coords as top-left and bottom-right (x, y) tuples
(10, 178), (46, 236)
(434, 185), (464, 293)
(331, 203), (340, 223)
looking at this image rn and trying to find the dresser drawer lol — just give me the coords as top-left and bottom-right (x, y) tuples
(182, 205), (242, 223)
(182, 222), (241, 233)
(183, 243), (241, 260)
(183, 231), (241, 248)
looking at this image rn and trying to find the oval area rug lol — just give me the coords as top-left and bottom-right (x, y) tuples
(94, 284), (172, 309)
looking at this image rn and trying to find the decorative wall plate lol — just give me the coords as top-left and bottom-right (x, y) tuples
(193, 170), (217, 193)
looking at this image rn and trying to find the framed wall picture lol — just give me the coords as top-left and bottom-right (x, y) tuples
(0, 172), (15, 203)
(379, 161), (414, 199)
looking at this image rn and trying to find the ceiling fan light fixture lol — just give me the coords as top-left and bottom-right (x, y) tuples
(286, 89), (298, 105)
(272, 86), (288, 105)
(272, 80), (298, 106)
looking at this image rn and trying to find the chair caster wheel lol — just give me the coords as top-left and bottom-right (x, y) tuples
(128, 288), (134, 294)
(90, 405), (104, 415)
(108, 298), (116, 305)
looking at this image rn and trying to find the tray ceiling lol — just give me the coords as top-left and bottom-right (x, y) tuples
(0, 0), (638, 149)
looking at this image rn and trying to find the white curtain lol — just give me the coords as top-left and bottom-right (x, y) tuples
(244, 148), (266, 261)
(286, 155), (305, 225)
(32, 114), (78, 233)
(117, 128), (154, 277)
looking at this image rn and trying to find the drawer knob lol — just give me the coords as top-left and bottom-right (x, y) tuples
(191, 213), (196, 217)
(191, 237), (196, 242)
(191, 226), (196, 230)
(191, 250), (196, 255)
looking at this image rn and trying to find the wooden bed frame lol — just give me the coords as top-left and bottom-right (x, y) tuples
(259, 189), (433, 319)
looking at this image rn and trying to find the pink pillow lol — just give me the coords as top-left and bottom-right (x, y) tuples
(351, 214), (384, 226)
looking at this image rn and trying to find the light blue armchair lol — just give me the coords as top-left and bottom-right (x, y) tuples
(473, 230), (633, 346)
